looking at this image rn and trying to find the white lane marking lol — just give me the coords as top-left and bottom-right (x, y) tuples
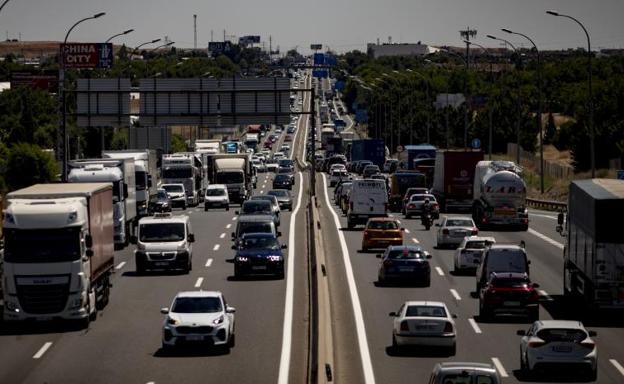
(194, 277), (203, 288)
(450, 289), (462, 301)
(530, 213), (557, 220)
(146, 381), (155, 384)
(232, 216), (237, 221)
(538, 289), (553, 301)
(188, 210), (193, 214)
(320, 174), (376, 384)
(277, 171), (304, 384)
(404, 228), (410, 234)
(33, 342), (53, 359)
(528, 228), (564, 250)
(435, 266), (445, 276)
(205, 258), (213, 267)
(115, 261), (126, 270)
(195, 208), (202, 212)
(468, 318), (482, 334)
(213, 244), (220, 251)
(491, 357), (509, 378)
(260, 190), (264, 194)
(610, 359), (624, 377)
(411, 237), (420, 244)
(219, 233), (226, 239)
(226, 224), (232, 229)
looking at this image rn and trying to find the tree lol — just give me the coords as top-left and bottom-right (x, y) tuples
(4, 143), (58, 191)
(171, 133), (187, 153)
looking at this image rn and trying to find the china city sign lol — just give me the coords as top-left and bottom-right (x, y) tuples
(60, 43), (114, 69)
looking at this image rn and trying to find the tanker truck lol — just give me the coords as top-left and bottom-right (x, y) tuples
(472, 160), (528, 230)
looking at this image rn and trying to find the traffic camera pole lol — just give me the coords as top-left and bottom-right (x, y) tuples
(310, 85), (316, 196)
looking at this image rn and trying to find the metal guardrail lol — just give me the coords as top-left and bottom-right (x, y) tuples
(526, 197), (567, 212)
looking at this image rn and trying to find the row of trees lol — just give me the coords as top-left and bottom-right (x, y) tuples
(338, 51), (624, 171)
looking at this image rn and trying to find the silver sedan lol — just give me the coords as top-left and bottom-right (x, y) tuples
(435, 216), (478, 249)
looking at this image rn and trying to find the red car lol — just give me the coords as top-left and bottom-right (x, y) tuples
(264, 141), (273, 149)
(479, 272), (540, 321)
(284, 134), (293, 142)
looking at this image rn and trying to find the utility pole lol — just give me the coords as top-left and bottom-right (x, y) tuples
(210, 29), (213, 42)
(193, 14), (197, 49)
(459, 28), (476, 150)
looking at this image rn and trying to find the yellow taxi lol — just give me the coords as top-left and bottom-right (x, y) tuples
(361, 217), (404, 251)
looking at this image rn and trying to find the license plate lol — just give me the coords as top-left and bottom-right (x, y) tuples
(253, 266), (268, 271)
(552, 345), (573, 353)
(155, 262), (169, 266)
(36, 316), (53, 321)
(399, 267), (414, 272)
(186, 335), (203, 341)
(503, 301), (521, 307)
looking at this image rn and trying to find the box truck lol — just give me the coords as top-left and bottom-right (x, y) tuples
(431, 150), (483, 212)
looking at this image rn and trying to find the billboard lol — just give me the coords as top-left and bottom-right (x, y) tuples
(310, 44), (322, 50)
(239, 35), (261, 45)
(60, 43), (113, 69)
(313, 53), (325, 65)
(11, 72), (58, 92)
(208, 41), (233, 55)
(325, 54), (338, 66)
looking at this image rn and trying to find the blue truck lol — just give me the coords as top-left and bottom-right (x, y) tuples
(350, 139), (385, 167)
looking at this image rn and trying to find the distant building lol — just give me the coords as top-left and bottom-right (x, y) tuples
(367, 42), (440, 59)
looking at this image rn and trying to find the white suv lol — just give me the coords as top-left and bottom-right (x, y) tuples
(161, 291), (236, 350)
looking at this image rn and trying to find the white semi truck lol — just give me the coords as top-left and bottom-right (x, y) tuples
(194, 139), (221, 154)
(162, 154), (202, 206)
(68, 158), (137, 248)
(2, 183), (114, 326)
(209, 154), (254, 204)
(472, 160), (529, 231)
(102, 149), (159, 218)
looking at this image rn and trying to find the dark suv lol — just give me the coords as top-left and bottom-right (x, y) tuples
(479, 272), (540, 321)
(233, 233), (287, 278)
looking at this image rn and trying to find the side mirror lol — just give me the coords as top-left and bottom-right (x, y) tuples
(588, 330), (597, 337)
(277, 231), (283, 237)
(231, 232), (236, 239)
(85, 249), (94, 258)
(516, 330), (526, 336)
(376, 254), (382, 258)
(85, 234), (93, 248)
(520, 240), (526, 249)
(231, 245), (237, 250)
(281, 244), (288, 249)
(388, 312), (397, 317)
(160, 307), (169, 315)
(557, 212), (564, 225)
(123, 183), (129, 199)
(556, 225), (563, 234)
(401, 227), (405, 231)
(532, 283), (540, 288)
(188, 233), (195, 243)
(226, 306), (236, 314)
(235, 211), (240, 215)
(425, 254), (432, 259)
(130, 235), (137, 244)
(452, 314), (458, 319)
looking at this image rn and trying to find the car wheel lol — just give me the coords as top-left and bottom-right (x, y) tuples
(422, 277), (431, 287)
(226, 205), (230, 211)
(392, 334), (398, 348)
(587, 368), (597, 382)
(228, 333), (236, 348)
(479, 302), (489, 320)
(405, 214), (411, 219)
(347, 218), (354, 229)
(182, 203), (187, 210)
(204, 206), (209, 212)
(449, 343), (456, 356)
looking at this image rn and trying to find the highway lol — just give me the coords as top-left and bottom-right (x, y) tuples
(0, 75), (313, 384)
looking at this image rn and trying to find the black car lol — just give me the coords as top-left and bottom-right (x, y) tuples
(233, 233), (287, 278)
(377, 245), (432, 286)
(267, 189), (293, 211)
(273, 174), (293, 190)
(151, 188), (172, 213)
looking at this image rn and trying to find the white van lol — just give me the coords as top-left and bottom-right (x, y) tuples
(347, 179), (388, 228)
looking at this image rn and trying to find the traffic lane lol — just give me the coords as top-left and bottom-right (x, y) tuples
(528, 209), (563, 242)
(320, 178), (488, 383)
(403, 214), (624, 383)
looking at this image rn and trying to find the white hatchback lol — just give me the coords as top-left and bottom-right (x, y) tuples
(161, 291), (236, 350)
(453, 236), (496, 272)
(389, 301), (457, 355)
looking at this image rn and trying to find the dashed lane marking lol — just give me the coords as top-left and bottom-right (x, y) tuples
(194, 277), (203, 288)
(528, 228), (564, 250)
(450, 289), (462, 301)
(404, 228), (410, 234)
(33, 342), (53, 359)
(232, 217), (237, 221)
(226, 224), (232, 229)
(219, 233), (226, 239)
(213, 244), (220, 251)
(435, 267), (445, 276)
(610, 359), (624, 377)
(205, 258), (213, 267)
(468, 318), (482, 334)
(411, 238), (420, 244)
(491, 358), (509, 378)
(538, 290), (553, 301)
(115, 261), (126, 270)
(530, 213), (557, 220)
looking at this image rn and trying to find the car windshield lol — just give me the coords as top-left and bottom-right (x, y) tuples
(387, 249), (425, 260)
(410, 194), (435, 201)
(251, 196), (276, 205)
(3, 227), (81, 263)
(140, 223), (185, 242)
(446, 219), (473, 227)
(466, 241), (490, 249)
(405, 305), (447, 318)
(216, 171), (244, 184)
(278, 160), (293, 167)
(367, 221), (399, 230)
(157, 190), (169, 199)
(241, 236), (280, 250)
(268, 190), (289, 197)
(536, 328), (588, 343)
(239, 222), (273, 235)
(172, 297), (222, 313)
(275, 175), (291, 182)
(163, 185), (183, 193)
(242, 201), (271, 214)
(206, 188), (226, 196)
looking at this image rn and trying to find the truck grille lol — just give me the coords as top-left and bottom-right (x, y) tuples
(176, 325), (213, 334)
(16, 283), (70, 314)
(148, 252), (177, 261)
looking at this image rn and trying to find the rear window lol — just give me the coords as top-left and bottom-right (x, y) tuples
(536, 328), (588, 343)
(367, 221), (399, 230)
(410, 194), (435, 201)
(405, 305), (447, 318)
(387, 249), (425, 260)
(486, 250), (527, 272)
(466, 241), (490, 249)
(242, 201), (271, 214)
(446, 219), (474, 227)
(438, 375), (495, 384)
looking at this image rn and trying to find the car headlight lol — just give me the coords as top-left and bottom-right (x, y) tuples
(268, 255), (282, 262)
(237, 256), (249, 262)
(167, 317), (179, 325)
(213, 314), (225, 325)
(5, 301), (19, 312)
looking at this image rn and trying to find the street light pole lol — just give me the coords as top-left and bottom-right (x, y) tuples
(376, 77), (394, 152)
(488, 34), (522, 165)
(384, 73), (402, 151)
(60, 12), (106, 181)
(405, 69), (431, 144)
(547, 10), (594, 178)
(502, 28), (544, 193)
(465, 40), (494, 159)
(440, 47), (469, 149)
(105, 29), (134, 43)
(133, 38), (162, 55)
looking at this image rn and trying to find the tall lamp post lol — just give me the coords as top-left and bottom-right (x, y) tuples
(547, 10), (594, 178)
(502, 28), (543, 193)
(487, 34), (522, 165)
(383, 73), (403, 151)
(464, 40), (494, 159)
(440, 47), (469, 149)
(105, 29), (134, 43)
(60, 12), (106, 181)
(405, 69), (431, 144)
(376, 76), (395, 152)
(133, 38), (161, 55)
(153, 41), (175, 51)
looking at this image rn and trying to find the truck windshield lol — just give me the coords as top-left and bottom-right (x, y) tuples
(163, 167), (192, 179)
(4, 228), (81, 263)
(394, 174), (425, 194)
(216, 171), (244, 184)
(135, 170), (147, 191)
(139, 223), (186, 242)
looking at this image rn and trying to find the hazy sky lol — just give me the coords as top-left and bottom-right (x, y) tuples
(1, 0), (623, 53)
